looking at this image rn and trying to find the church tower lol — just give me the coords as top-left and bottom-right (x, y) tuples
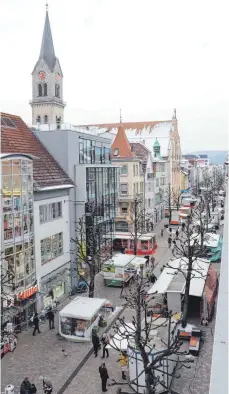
(30, 5), (65, 126)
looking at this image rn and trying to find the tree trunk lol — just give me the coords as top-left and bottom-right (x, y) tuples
(88, 264), (95, 298)
(168, 183), (172, 224)
(181, 217), (193, 327)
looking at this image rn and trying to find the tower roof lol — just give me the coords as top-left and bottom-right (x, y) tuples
(153, 138), (160, 147)
(39, 6), (56, 71)
(111, 125), (136, 159)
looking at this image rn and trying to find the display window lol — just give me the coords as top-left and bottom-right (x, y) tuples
(60, 317), (89, 337)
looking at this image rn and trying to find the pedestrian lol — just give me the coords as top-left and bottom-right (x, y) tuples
(176, 229), (179, 239)
(150, 273), (157, 284)
(169, 227), (172, 234)
(20, 377), (32, 394)
(145, 255), (149, 267)
(41, 377), (53, 394)
(32, 312), (41, 336)
(150, 256), (155, 269)
(168, 237), (172, 248)
(161, 228), (164, 237)
(92, 328), (100, 357)
(117, 351), (128, 380)
(47, 307), (55, 330)
(182, 222), (185, 231)
(101, 333), (110, 358)
(99, 362), (109, 392)
(30, 384), (37, 394)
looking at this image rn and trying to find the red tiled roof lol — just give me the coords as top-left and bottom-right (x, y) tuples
(1, 113), (74, 190)
(111, 125), (136, 159)
(78, 120), (171, 130)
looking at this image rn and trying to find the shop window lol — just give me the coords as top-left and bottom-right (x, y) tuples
(41, 232), (63, 264)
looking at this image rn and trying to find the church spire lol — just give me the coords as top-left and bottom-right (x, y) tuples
(39, 4), (56, 71)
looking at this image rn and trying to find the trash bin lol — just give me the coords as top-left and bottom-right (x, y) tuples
(5, 384), (14, 394)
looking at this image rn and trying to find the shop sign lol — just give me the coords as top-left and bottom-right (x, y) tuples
(17, 285), (39, 301)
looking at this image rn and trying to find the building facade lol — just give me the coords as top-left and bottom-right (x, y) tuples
(110, 126), (144, 233)
(80, 108), (181, 195)
(34, 124), (119, 284)
(30, 6), (65, 126)
(1, 153), (36, 326)
(1, 113), (74, 324)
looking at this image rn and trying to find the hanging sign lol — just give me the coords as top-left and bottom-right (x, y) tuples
(17, 285), (39, 301)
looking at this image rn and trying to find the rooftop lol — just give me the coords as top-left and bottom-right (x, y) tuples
(1, 113), (74, 191)
(111, 125), (136, 159)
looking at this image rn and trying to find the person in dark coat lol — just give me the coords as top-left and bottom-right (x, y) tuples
(32, 312), (41, 336)
(99, 362), (109, 392)
(168, 237), (172, 248)
(176, 229), (179, 238)
(101, 333), (109, 358)
(92, 330), (100, 357)
(47, 307), (55, 330)
(20, 377), (32, 394)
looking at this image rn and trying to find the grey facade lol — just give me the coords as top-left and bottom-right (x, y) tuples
(34, 127), (119, 284)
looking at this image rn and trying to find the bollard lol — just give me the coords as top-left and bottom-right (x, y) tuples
(5, 385), (14, 394)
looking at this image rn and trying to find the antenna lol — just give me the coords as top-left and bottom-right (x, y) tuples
(46, 3), (48, 12)
(119, 108), (122, 123)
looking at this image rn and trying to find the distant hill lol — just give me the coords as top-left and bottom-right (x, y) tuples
(196, 151), (228, 165)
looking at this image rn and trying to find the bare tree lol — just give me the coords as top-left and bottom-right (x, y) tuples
(163, 184), (181, 224)
(109, 266), (194, 393)
(71, 214), (112, 298)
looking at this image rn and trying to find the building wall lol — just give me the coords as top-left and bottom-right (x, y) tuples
(33, 193), (71, 304)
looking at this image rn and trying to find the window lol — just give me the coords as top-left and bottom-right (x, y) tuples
(121, 203), (128, 215)
(133, 164), (135, 176)
(120, 183), (128, 195)
(160, 177), (165, 186)
(44, 115), (48, 124)
(39, 202), (62, 224)
(133, 183), (135, 195)
(55, 84), (60, 98)
(43, 83), (47, 96)
(79, 142), (84, 163)
(136, 165), (138, 176)
(148, 183), (151, 192)
(41, 232), (63, 264)
(115, 221), (129, 232)
(148, 199), (151, 208)
(38, 84), (42, 96)
(113, 148), (119, 156)
(36, 115), (41, 123)
(156, 179), (159, 187)
(121, 165), (128, 175)
(140, 182), (144, 193)
(136, 183), (138, 194)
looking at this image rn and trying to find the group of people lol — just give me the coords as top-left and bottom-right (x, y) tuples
(32, 307), (55, 336)
(20, 377), (52, 394)
(98, 350), (128, 392)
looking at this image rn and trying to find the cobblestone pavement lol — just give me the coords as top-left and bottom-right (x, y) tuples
(1, 218), (219, 394)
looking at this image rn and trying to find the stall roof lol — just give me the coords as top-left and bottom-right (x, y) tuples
(103, 254), (146, 268)
(148, 258), (210, 297)
(190, 233), (220, 248)
(105, 231), (155, 240)
(59, 296), (106, 320)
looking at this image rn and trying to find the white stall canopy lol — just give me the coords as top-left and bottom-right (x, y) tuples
(59, 297), (106, 320)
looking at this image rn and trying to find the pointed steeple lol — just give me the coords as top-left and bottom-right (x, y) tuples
(39, 4), (56, 71)
(111, 125), (135, 159)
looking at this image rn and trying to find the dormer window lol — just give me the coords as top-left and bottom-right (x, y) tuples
(55, 84), (60, 98)
(113, 148), (119, 156)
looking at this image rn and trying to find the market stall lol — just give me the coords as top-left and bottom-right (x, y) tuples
(59, 296), (106, 342)
(103, 255), (146, 287)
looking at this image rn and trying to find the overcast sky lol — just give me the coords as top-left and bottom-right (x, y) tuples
(1, 0), (228, 152)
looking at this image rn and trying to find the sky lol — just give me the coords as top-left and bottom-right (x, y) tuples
(0, 0), (228, 152)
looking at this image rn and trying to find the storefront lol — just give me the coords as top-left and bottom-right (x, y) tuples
(38, 264), (70, 311)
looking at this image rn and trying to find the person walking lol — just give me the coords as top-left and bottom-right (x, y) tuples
(101, 333), (109, 358)
(176, 229), (179, 239)
(20, 377), (32, 394)
(47, 307), (55, 330)
(145, 255), (150, 267)
(99, 362), (109, 392)
(150, 256), (155, 269)
(92, 329), (100, 357)
(118, 351), (128, 380)
(168, 236), (172, 248)
(150, 273), (157, 284)
(42, 377), (53, 394)
(32, 312), (41, 336)
(120, 281), (125, 298)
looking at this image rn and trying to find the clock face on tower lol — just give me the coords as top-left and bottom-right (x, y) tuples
(55, 73), (60, 81)
(39, 71), (46, 81)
